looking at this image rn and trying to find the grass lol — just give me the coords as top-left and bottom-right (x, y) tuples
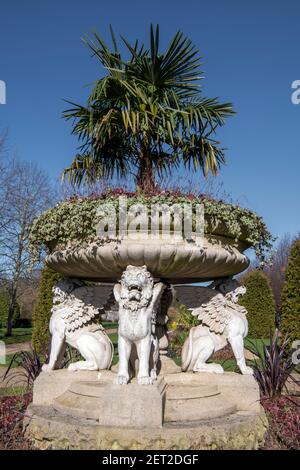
(0, 323), (116, 346)
(0, 328), (32, 345)
(102, 321), (118, 330)
(244, 337), (270, 356)
(0, 353), (19, 368)
(108, 332), (119, 366)
(172, 356), (245, 372)
(0, 385), (28, 397)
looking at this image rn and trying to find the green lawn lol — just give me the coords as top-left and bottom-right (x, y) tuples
(0, 353), (18, 368)
(0, 328), (32, 345)
(172, 356), (243, 372)
(244, 337), (270, 356)
(0, 323), (116, 346)
(102, 321), (118, 330)
(0, 385), (28, 396)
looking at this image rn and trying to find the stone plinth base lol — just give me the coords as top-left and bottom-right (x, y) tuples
(54, 377), (166, 428)
(24, 405), (267, 450)
(24, 369), (267, 450)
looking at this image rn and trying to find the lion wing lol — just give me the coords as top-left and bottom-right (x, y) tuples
(61, 285), (113, 333)
(191, 292), (231, 334)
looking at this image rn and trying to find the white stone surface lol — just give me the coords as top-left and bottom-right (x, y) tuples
(166, 372), (262, 413)
(181, 279), (253, 375)
(113, 265), (164, 385)
(46, 235), (249, 283)
(50, 376), (167, 428)
(42, 279), (113, 372)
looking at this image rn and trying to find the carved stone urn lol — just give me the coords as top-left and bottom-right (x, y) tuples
(25, 196), (270, 449)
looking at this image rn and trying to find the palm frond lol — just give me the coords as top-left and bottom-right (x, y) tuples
(63, 24), (234, 191)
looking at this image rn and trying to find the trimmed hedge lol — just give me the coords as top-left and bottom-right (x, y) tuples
(281, 239), (300, 343)
(240, 270), (276, 338)
(32, 266), (62, 354)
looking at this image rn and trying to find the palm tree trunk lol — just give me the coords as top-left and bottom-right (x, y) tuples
(136, 148), (155, 193)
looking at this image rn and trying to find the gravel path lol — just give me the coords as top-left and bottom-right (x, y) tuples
(0, 342), (32, 388)
(5, 341), (31, 355)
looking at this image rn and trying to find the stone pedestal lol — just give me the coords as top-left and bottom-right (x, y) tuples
(54, 377), (166, 429)
(24, 369), (267, 450)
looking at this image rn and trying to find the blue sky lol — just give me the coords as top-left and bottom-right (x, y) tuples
(0, 0), (299, 242)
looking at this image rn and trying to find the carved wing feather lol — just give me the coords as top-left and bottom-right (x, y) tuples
(61, 285), (113, 333)
(191, 292), (231, 335)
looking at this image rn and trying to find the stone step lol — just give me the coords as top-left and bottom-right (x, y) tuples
(53, 379), (236, 425)
(54, 378), (167, 428)
(165, 392), (236, 422)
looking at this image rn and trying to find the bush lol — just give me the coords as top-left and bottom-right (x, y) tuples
(281, 239), (300, 343)
(0, 289), (21, 329)
(240, 270), (276, 338)
(249, 330), (297, 398)
(15, 318), (32, 328)
(31, 266), (62, 354)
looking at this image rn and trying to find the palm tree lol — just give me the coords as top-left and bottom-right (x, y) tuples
(63, 25), (234, 193)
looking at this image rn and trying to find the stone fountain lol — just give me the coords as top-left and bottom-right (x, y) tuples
(24, 208), (267, 450)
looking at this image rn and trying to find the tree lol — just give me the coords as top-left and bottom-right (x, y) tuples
(0, 157), (55, 336)
(63, 25), (234, 192)
(239, 270), (276, 338)
(32, 266), (62, 354)
(281, 238), (300, 343)
(264, 234), (293, 315)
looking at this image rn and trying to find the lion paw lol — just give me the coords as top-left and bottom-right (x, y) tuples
(240, 366), (253, 375)
(138, 376), (153, 385)
(150, 370), (157, 381)
(114, 375), (129, 385)
(194, 363), (224, 374)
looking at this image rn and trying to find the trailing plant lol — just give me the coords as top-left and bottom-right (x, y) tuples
(28, 192), (273, 260)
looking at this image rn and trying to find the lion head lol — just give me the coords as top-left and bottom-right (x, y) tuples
(52, 278), (84, 305)
(119, 265), (154, 311)
(217, 279), (246, 303)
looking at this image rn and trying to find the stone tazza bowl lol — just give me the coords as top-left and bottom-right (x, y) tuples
(46, 234), (250, 284)
(30, 194), (270, 283)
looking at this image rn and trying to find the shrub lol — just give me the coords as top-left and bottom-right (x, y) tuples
(281, 239), (300, 343)
(15, 318), (32, 328)
(249, 330), (298, 398)
(4, 349), (43, 388)
(262, 396), (300, 450)
(31, 266), (62, 354)
(0, 289), (21, 329)
(177, 303), (198, 329)
(240, 270), (276, 338)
